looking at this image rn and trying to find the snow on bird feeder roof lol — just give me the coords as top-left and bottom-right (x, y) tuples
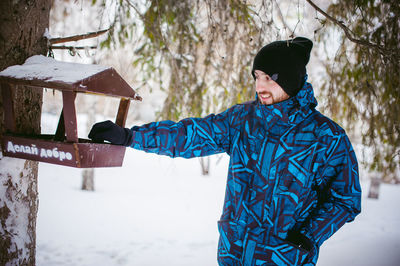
(0, 55), (142, 100)
(0, 55), (141, 168)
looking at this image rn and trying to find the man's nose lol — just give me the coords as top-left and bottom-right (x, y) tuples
(256, 80), (266, 91)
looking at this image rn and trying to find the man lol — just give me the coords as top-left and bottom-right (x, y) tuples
(89, 37), (362, 265)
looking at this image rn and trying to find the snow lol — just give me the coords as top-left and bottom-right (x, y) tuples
(43, 28), (52, 39)
(37, 150), (227, 266)
(0, 55), (108, 84)
(35, 116), (400, 266)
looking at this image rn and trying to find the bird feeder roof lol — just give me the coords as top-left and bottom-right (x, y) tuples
(0, 55), (141, 100)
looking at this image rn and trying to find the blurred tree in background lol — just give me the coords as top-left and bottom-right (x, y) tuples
(313, 0), (400, 182)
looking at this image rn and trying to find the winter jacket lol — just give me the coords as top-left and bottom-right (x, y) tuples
(129, 78), (362, 265)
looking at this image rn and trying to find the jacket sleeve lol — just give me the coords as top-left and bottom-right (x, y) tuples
(128, 109), (232, 158)
(301, 132), (362, 248)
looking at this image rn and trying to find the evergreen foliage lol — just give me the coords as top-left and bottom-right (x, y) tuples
(318, 0), (399, 182)
(97, 0), (276, 120)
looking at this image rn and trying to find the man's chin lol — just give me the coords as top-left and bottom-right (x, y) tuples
(259, 98), (274, 105)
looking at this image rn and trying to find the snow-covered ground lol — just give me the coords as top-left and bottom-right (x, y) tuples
(36, 150), (227, 266)
(36, 147), (400, 266)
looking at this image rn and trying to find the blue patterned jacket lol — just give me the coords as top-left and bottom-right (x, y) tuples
(129, 80), (362, 265)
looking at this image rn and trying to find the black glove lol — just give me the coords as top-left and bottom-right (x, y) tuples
(88, 120), (133, 146)
(286, 229), (313, 252)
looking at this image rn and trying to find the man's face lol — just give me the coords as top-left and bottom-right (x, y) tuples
(254, 70), (289, 105)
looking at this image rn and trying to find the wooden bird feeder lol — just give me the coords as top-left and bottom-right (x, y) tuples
(0, 55), (142, 168)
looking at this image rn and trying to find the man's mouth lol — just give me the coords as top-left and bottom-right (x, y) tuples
(258, 93), (272, 101)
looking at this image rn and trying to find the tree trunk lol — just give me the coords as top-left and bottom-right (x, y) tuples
(81, 97), (96, 191)
(199, 157), (210, 176)
(368, 177), (381, 199)
(81, 168), (95, 191)
(0, 0), (50, 264)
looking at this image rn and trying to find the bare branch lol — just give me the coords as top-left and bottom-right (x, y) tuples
(305, 0), (395, 56)
(50, 45), (97, 50)
(273, 0), (295, 37)
(125, 0), (146, 20)
(49, 29), (109, 45)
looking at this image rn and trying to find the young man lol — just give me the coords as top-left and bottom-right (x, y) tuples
(89, 37), (362, 266)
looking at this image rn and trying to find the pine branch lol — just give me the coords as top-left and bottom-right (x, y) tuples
(305, 0), (396, 56)
(49, 29), (109, 45)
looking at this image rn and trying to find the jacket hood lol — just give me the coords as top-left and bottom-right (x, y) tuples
(295, 75), (318, 109)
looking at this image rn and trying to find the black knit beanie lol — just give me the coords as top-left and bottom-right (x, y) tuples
(252, 37), (313, 97)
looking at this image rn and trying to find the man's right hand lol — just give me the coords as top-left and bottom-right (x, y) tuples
(88, 120), (133, 146)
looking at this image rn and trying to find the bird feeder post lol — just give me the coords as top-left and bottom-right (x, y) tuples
(116, 98), (130, 127)
(61, 90), (78, 143)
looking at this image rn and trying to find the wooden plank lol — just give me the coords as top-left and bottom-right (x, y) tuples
(81, 68), (140, 100)
(62, 91), (78, 143)
(77, 142), (125, 168)
(0, 76), (74, 90)
(1, 134), (79, 167)
(1, 134), (125, 168)
(1, 83), (16, 132)
(115, 98), (130, 127)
